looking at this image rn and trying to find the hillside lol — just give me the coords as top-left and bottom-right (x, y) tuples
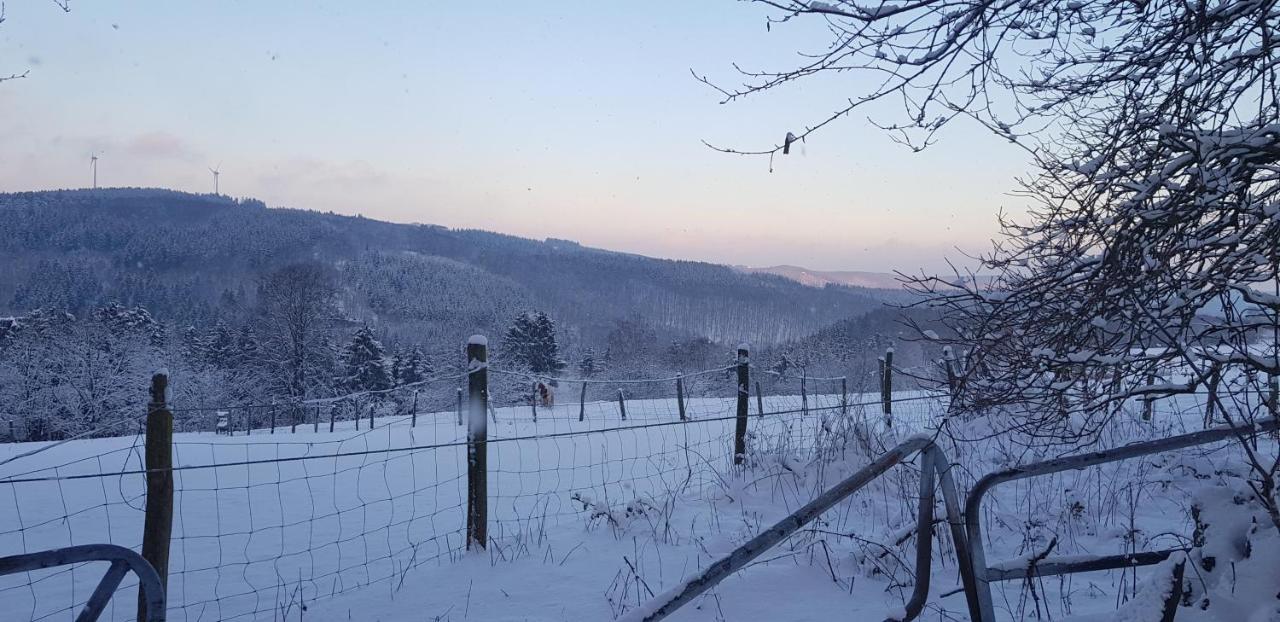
(0, 188), (894, 349)
(739, 264), (906, 290)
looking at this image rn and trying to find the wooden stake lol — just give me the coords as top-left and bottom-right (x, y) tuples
(883, 348), (894, 427)
(139, 373), (173, 622)
(734, 346), (749, 465)
(466, 337), (488, 551)
(676, 374), (687, 421)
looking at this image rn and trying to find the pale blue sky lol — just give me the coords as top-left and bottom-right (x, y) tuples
(0, 1), (1028, 273)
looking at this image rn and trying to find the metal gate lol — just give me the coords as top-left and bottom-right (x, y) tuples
(0, 543), (166, 622)
(626, 416), (1278, 622)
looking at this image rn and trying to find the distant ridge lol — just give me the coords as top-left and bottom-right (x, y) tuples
(0, 188), (905, 346)
(737, 265), (904, 290)
(739, 264), (991, 292)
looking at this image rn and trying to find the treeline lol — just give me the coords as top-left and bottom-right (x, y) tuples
(0, 262), (943, 441)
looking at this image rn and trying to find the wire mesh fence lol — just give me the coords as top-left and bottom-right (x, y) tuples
(2, 349), (1261, 621)
(0, 352), (958, 621)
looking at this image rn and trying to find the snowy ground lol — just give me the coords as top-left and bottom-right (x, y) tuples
(0, 391), (1274, 621)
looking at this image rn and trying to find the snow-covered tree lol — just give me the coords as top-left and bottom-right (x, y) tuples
(0, 305), (160, 440)
(235, 325), (260, 368)
(392, 346), (430, 386)
(256, 262), (339, 400)
(576, 347), (599, 378)
(718, 0), (1280, 533)
(501, 311), (565, 375)
(203, 321), (237, 369)
(343, 325), (392, 393)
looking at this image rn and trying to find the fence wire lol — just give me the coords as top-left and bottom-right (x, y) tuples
(0, 362), (951, 621)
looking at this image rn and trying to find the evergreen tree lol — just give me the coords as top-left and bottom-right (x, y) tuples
(342, 325), (392, 392)
(180, 325), (206, 363)
(92, 302), (165, 348)
(501, 311), (565, 375)
(393, 346), (430, 386)
(235, 325), (260, 367)
(204, 321), (236, 369)
(576, 347), (598, 378)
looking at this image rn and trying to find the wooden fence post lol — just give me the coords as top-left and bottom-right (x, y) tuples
(457, 387), (464, 426)
(531, 382), (538, 422)
(1204, 363), (1221, 427)
(841, 377), (848, 416)
(676, 373), (687, 421)
(617, 390), (627, 420)
(943, 346), (957, 398)
(755, 381), (764, 416)
(411, 390), (418, 428)
(270, 402), (276, 434)
(290, 401), (297, 434)
(245, 406), (251, 436)
(883, 347), (894, 427)
(368, 399), (375, 430)
(1142, 371), (1156, 421)
(734, 345), (749, 466)
(329, 406), (336, 433)
(313, 405), (319, 433)
(139, 372), (173, 622)
(8, 420), (13, 441)
(800, 372), (809, 417)
(466, 336), (488, 551)
(578, 382), (587, 422)
(355, 402), (361, 430)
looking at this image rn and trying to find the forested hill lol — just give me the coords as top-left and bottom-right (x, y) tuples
(0, 188), (893, 348)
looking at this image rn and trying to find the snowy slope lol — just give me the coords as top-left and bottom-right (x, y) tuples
(0, 393), (1273, 621)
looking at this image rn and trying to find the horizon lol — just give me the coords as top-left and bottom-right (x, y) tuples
(0, 1), (1028, 274)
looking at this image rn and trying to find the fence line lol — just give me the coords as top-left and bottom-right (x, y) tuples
(488, 365), (735, 385)
(0, 339), (990, 621)
(0, 368), (1250, 620)
(0, 401), (917, 487)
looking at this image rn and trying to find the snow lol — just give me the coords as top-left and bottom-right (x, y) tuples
(467, 334), (488, 346)
(0, 393), (1274, 621)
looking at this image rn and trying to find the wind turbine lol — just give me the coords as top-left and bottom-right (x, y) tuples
(90, 154), (99, 189)
(209, 163), (221, 195)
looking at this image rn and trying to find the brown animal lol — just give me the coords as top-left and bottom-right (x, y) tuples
(537, 382), (554, 407)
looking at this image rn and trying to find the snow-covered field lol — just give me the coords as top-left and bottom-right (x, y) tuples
(0, 391), (1275, 621)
